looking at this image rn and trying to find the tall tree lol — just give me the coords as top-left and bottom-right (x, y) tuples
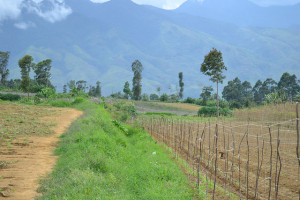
(252, 80), (263, 104)
(123, 81), (131, 99)
(67, 80), (76, 91)
(95, 81), (101, 97)
(19, 55), (34, 98)
(0, 51), (10, 86)
(63, 85), (67, 93)
(201, 48), (227, 117)
(131, 60), (143, 100)
(200, 86), (213, 105)
(76, 80), (87, 92)
(178, 72), (184, 99)
(156, 87), (161, 96)
(33, 59), (52, 87)
(278, 72), (300, 100)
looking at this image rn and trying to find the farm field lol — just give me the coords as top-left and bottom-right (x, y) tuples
(134, 101), (198, 115)
(137, 103), (300, 199)
(0, 102), (82, 199)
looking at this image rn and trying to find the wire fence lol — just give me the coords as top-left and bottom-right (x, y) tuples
(134, 103), (300, 200)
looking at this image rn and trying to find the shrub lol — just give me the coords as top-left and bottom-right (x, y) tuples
(183, 97), (195, 104)
(72, 97), (85, 105)
(150, 94), (159, 101)
(198, 106), (232, 117)
(160, 93), (169, 102)
(141, 93), (149, 101)
(0, 93), (21, 101)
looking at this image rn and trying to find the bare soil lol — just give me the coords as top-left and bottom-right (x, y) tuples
(0, 105), (82, 199)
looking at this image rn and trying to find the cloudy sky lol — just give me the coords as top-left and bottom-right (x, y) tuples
(1, 0), (300, 25)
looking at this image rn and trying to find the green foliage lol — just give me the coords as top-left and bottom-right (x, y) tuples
(198, 106), (232, 117)
(149, 93), (159, 101)
(131, 60), (143, 101)
(200, 48), (227, 84)
(123, 81), (131, 99)
(178, 72), (184, 99)
(112, 101), (137, 122)
(38, 103), (193, 200)
(160, 93), (169, 102)
(141, 93), (149, 101)
(200, 86), (213, 105)
(145, 112), (175, 116)
(33, 59), (52, 87)
(72, 97), (86, 105)
(183, 97), (195, 104)
(49, 100), (71, 107)
(0, 93), (21, 101)
(19, 55), (34, 94)
(0, 51), (10, 86)
(278, 72), (300, 100)
(36, 87), (56, 99)
(112, 120), (129, 134)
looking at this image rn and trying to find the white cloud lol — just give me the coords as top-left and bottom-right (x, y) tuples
(0, 0), (23, 21)
(24, 0), (72, 23)
(0, 0), (72, 23)
(14, 21), (36, 29)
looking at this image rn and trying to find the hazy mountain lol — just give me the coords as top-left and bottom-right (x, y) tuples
(176, 0), (300, 28)
(1, 0), (300, 97)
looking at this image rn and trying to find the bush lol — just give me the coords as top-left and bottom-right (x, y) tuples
(36, 87), (56, 99)
(72, 97), (85, 105)
(141, 93), (149, 101)
(150, 94), (159, 101)
(160, 93), (169, 102)
(198, 106), (232, 117)
(183, 97), (195, 104)
(0, 93), (21, 101)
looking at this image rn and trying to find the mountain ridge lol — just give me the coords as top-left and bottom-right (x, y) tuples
(1, 0), (300, 96)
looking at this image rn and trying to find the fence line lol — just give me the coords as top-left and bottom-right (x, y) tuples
(135, 104), (300, 200)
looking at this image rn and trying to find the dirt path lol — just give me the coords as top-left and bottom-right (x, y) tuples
(0, 108), (83, 199)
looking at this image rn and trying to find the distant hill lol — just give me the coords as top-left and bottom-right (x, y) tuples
(0, 0), (300, 97)
(176, 0), (300, 28)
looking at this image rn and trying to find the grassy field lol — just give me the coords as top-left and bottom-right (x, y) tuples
(134, 101), (198, 116)
(37, 102), (195, 199)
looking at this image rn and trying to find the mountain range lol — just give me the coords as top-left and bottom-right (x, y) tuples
(1, 0), (300, 97)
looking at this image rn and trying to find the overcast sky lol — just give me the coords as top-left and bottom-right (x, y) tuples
(1, 0), (300, 25)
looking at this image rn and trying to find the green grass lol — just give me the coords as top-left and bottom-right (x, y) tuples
(134, 101), (197, 116)
(37, 102), (194, 200)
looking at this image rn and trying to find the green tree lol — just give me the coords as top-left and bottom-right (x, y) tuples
(160, 93), (169, 102)
(0, 51), (10, 86)
(201, 48), (227, 117)
(156, 87), (161, 96)
(88, 86), (96, 96)
(200, 86), (213, 105)
(252, 80), (263, 104)
(76, 80), (87, 92)
(278, 72), (300, 100)
(141, 93), (149, 101)
(19, 55), (34, 98)
(33, 59), (52, 87)
(67, 80), (76, 91)
(131, 60), (143, 100)
(178, 72), (184, 99)
(150, 94), (159, 101)
(63, 85), (67, 93)
(95, 81), (101, 97)
(123, 81), (131, 99)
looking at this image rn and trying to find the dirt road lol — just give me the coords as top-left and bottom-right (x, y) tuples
(0, 107), (83, 199)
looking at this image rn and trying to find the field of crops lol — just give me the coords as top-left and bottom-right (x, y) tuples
(136, 103), (299, 199)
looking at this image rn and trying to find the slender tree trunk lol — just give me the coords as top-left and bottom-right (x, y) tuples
(217, 80), (219, 119)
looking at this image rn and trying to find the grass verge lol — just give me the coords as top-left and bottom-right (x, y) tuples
(37, 102), (194, 200)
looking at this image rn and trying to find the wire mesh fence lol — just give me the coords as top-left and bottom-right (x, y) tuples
(134, 103), (300, 200)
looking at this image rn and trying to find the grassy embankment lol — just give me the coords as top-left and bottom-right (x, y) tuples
(37, 102), (195, 200)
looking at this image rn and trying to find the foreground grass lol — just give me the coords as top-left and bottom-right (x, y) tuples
(37, 102), (194, 200)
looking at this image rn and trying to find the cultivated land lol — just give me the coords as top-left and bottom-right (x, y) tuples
(0, 102), (82, 199)
(137, 103), (300, 199)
